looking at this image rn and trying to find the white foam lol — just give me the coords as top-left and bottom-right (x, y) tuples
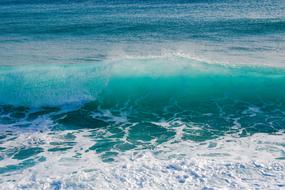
(91, 109), (128, 125)
(0, 131), (284, 190)
(106, 41), (285, 69)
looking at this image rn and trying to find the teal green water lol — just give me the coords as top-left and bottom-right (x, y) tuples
(1, 59), (285, 144)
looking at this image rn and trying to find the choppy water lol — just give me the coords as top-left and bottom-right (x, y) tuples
(0, 0), (285, 189)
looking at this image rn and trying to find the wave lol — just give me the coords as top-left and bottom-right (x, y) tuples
(0, 57), (285, 106)
(1, 58), (285, 143)
(1, 1), (285, 189)
(0, 58), (285, 107)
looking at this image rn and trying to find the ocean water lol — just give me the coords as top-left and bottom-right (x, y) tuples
(1, 0), (285, 189)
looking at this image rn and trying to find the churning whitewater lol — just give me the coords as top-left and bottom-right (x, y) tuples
(0, 0), (285, 189)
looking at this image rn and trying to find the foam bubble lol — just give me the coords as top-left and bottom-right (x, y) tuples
(0, 130), (284, 189)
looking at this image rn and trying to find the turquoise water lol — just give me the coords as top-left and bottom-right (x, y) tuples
(0, 0), (285, 189)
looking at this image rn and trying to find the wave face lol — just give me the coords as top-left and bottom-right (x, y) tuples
(1, 0), (285, 189)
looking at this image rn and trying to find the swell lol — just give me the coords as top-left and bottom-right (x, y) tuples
(0, 59), (285, 167)
(0, 58), (285, 140)
(0, 58), (285, 107)
(1, 17), (284, 39)
(1, 0), (284, 40)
